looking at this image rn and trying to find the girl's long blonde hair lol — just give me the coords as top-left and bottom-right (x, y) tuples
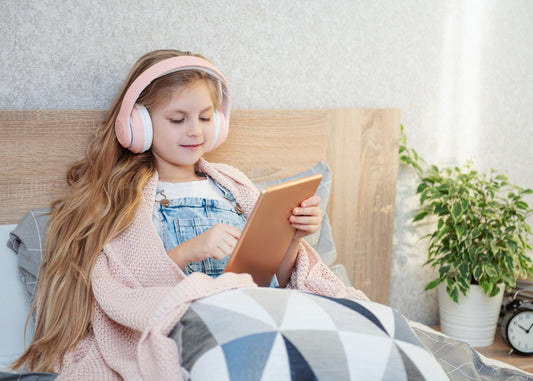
(12, 49), (222, 372)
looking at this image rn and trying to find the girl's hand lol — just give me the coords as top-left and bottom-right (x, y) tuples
(277, 194), (322, 286)
(289, 194), (322, 240)
(167, 223), (241, 269)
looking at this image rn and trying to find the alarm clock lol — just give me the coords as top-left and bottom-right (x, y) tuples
(500, 292), (533, 355)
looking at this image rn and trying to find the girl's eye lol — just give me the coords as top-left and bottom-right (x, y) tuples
(170, 119), (184, 124)
(200, 117), (211, 122)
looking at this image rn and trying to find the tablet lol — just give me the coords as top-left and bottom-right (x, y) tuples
(223, 173), (322, 286)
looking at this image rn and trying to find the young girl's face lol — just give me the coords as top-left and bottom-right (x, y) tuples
(149, 80), (216, 181)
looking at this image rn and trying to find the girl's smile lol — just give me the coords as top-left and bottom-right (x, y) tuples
(181, 143), (203, 150)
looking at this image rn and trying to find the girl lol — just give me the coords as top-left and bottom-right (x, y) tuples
(12, 49), (368, 379)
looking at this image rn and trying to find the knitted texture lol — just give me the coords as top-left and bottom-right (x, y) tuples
(55, 159), (368, 380)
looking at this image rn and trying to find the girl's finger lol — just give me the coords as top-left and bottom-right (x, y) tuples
(300, 195), (321, 208)
(221, 224), (242, 239)
(290, 215), (320, 225)
(292, 206), (322, 217)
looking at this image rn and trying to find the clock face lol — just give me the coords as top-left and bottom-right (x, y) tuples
(507, 310), (533, 354)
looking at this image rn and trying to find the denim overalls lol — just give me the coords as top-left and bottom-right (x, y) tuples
(156, 177), (278, 287)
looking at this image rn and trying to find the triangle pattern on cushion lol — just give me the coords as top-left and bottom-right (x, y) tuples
(279, 292), (336, 331)
(171, 308), (219, 371)
(338, 331), (394, 380)
(391, 309), (426, 349)
(222, 331), (277, 381)
(191, 302), (277, 345)
(316, 295), (388, 334)
(311, 294), (390, 337)
(261, 333), (291, 380)
(381, 342), (408, 381)
(193, 289), (278, 328)
(189, 345), (231, 381)
(282, 329), (350, 380)
(282, 334), (317, 381)
(242, 288), (291, 327)
(397, 344), (426, 380)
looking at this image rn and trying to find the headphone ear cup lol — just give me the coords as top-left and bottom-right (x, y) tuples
(130, 104), (153, 153)
(208, 108), (228, 152)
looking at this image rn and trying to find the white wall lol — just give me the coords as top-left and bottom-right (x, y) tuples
(1, 0), (532, 325)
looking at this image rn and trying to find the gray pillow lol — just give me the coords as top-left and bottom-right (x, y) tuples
(255, 161), (337, 266)
(7, 207), (49, 305)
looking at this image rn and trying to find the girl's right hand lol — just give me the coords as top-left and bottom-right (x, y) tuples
(167, 223), (241, 269)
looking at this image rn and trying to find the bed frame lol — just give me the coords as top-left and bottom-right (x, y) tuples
(0, 108), (401, 304)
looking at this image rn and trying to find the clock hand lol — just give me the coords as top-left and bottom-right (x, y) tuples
(527, 322), (533, 333)
(517, 324), (529, 332)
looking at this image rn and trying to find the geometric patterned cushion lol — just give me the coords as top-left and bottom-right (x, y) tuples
(169, 288), (449, 380)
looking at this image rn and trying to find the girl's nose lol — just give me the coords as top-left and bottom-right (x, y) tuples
(186, 119), (201, 136)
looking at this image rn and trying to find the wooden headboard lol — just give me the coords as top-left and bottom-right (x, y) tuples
(0, 109), (401, 304)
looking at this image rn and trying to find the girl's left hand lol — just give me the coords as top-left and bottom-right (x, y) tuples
(289, 195), (322, 240)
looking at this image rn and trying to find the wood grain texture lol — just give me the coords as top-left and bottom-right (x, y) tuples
(325, 109), (401, 304)
(0, 108), (400, 303)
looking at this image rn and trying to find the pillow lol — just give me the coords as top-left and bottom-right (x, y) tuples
(7, 207), (49, 306)
(1, 224), (35, 369)
(170, 288), (449, 381)
(255, 161), (337, 266)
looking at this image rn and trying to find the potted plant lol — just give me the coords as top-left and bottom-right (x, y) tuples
(399, 126), (533, 346)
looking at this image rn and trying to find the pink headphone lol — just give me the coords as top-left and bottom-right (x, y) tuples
(115, 56), (231, 153)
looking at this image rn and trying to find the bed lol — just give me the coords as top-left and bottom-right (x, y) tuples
(1, 108), (532, 380)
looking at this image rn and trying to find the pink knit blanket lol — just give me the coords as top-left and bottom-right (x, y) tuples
(56, 159), (368, 380)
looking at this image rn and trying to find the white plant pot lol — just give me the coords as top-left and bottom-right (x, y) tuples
(438, 283), (504, 347)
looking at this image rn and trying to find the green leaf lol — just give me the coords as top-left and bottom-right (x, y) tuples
(480, 280), (493, 296)
(458, 263), (469, 280)
(495, 174), (508, 182)
(455, 223), (466, 237)
(489, 285), (501, 297)
(438, 184), (450, 194)
(449, 286), (460, 303)
(412, 149), (419, 161)
(399, 156), (412, 166)
(438, 263), (451, 277)
(425, 278), (442, 291)
(451, 202), (462, 221)
(436, 225), (450, 240)
(413, 211), (428, 223)
(504, 256), (514, 272)
(473, 264), (483, 280)
(506, 239), (518, 253)
(416, 182), (429, 194)
(516, 201), (529, 210)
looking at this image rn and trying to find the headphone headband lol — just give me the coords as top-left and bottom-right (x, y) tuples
(115, 56), (231, 153)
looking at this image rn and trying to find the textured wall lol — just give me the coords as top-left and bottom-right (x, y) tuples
(1, 0), (532, 325)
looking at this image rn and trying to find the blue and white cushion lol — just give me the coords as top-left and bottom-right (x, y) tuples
(170, 288), (449, 381)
